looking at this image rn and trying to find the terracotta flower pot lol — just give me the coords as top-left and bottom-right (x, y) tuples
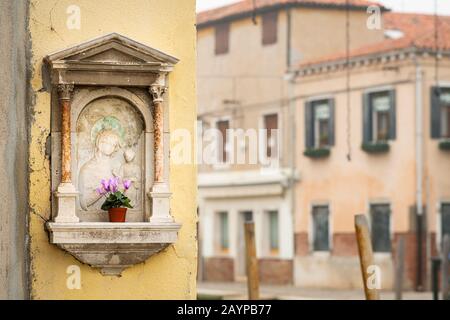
(108, 207), (127, 222)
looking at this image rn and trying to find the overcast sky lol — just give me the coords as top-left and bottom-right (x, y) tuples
(197, 0), (450, 16)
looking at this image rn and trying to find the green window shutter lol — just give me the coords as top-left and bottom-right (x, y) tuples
(431, 86), (442, 139)
(329, 98), (335, 146)
(305, 101), (314, 149)
(442, 204), (450, 245)
(363, 92), (372, 143)
(370, 204), (391, 253)
(219, 212), (229, 249)
(269, 211), (279, 250)
(312, 206), (330, 251)
(389, 89), (396, 140)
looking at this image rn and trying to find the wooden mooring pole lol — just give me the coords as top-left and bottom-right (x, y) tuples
(354, 214), (380, 300)
(245, 221), (260, 300)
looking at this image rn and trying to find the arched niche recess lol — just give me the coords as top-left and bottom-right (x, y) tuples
(70, 87), (153, 223)
(44, 33), (181, 276)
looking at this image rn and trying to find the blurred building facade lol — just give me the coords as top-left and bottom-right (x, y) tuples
(197, 0), (450, 290)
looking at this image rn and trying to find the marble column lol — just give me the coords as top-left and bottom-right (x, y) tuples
(58, 84), (74, 183)
(54, 83), (79, 223)
(149, 74), (173, 224)
(150, 84), (166, 185)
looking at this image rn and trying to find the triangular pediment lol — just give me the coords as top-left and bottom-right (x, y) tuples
(45, 33), (179, 65)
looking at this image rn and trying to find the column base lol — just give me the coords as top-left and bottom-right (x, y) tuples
(55, 182), (80, 223)
(149, 183), (173, 224)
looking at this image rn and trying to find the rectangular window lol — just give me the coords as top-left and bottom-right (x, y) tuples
(215, 23), (230, 55)
(305, 99), (334, 150)
(268, 211), (279, 253)
(442, 203), (450, 244)
(216, 119), (229, 163)
(262, 11), (278, 45)
(372, 93), (391, 142)
(314, 101), (331, 148)
(312, 205), (329, 251)
(218, 211), (229, 251)
(370, 204), (391, 252)
(363, 90), (396, 143)
(264, 113), (278, 158)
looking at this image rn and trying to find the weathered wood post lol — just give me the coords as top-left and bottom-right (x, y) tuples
(394, 236), (405, 300)
(355, 214), (380, 300)
(442, 234), (450, 300)
(245, 221), (260, 300)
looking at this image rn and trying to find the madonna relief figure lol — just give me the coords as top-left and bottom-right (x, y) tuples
(79, 130), (121, 210)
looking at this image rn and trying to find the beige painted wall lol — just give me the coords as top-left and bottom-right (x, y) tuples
(197, 8), (384, 173)
(291, 8), (385, 63)
(29, 0), (197, 299)
(294, 56), (450, 236)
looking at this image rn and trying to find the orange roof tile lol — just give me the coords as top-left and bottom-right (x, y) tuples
(197, 0), (385, 27)
(298, 12), (450, 68)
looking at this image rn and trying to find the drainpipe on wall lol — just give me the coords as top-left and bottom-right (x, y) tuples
(285, 7), (297, 265)
(415, 54), (425, 291)
(286, 8), (292, 69)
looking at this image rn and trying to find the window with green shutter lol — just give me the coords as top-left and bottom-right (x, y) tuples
(362, 90), (396, 153)
(304, 99), (334, 157)
(312, 205), (330, 251)
(431, 88), (450, 138)
(218, 211), (229, 251)
(363, 90), (396, 143)
(370, 204), (391, 253)
(268, 211), (279, 253)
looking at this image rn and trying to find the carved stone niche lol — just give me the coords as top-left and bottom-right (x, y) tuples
(44, 33), (181, 276)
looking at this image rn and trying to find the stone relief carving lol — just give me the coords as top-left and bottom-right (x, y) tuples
(76, 97), (144, 221)
(113, 149), (141, 208)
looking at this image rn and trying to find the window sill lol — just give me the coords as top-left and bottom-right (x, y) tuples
(439, 140), (450, 151)
(303, 147), (330, 159)
(361, 141), (390, 154)
(310, 251), (331, 258)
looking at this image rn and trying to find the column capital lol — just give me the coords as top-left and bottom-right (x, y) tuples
(149, 73), (167, 103)
(57, 83), (75, 101)
(149, 85), (167, 103)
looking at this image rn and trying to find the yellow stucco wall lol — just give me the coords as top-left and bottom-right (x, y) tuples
(28, 0), (197, 299)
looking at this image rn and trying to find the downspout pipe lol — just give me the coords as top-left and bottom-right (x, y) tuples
(414, 54), (424, 291)
(285, 7), (297, 271)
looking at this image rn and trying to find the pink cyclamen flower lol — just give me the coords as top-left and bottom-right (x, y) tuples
(96, 187), (105, 195)
(101, 179), (110, 192)
(109, 177), (118, 193)
(123, 179), (132, 190)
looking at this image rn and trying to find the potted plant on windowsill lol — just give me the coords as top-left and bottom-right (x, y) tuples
(439, 139), (450, 151)
(303, 147), (331, 158)
(361, 141), (390, 154)
(96, 177), (133, 222)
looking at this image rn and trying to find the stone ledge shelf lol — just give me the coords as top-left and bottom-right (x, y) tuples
(46, 222), (181, 276)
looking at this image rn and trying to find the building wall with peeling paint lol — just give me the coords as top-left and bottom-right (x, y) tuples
(28, 0), (197, 299)
(0, 0), (30, 300)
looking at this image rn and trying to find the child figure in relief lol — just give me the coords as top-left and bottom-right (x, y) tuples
(114, 149), (141, 208)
